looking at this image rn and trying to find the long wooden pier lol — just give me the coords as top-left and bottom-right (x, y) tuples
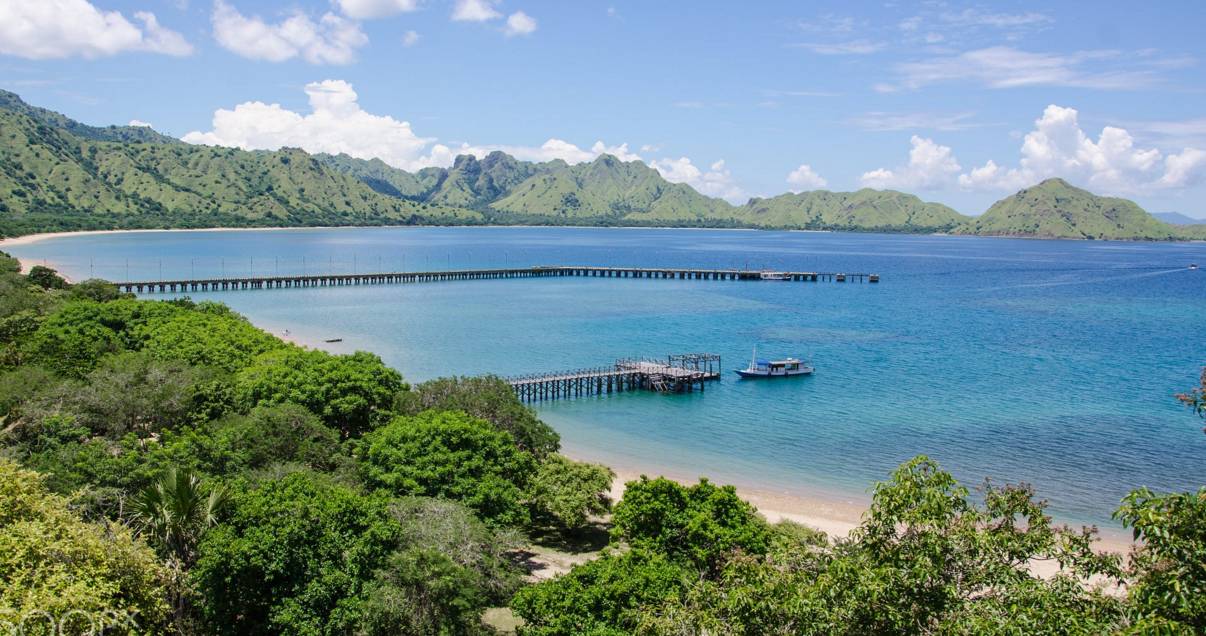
(508, 353), (722, 402)
(114, 266), (878, 293)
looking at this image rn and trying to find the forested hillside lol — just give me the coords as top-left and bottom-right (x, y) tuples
(1, 89), (1200, 240)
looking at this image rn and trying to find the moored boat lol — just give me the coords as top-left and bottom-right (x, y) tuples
(735, 347), (813, 378)
(760, 271), (790, 281)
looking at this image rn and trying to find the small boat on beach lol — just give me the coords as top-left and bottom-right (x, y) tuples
(735, 347), (813, 378)
(760, 271), (790, 281)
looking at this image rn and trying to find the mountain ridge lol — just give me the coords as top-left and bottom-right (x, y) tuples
(0, 89), (1199, 241)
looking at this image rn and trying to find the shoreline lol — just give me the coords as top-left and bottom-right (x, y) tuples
(1, 224), (1201, 251)
(562, 448), (1137, 555)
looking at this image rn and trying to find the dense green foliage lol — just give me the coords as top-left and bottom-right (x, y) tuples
(528, 454), (615, 529)
(5, 90), (1200, 240)
(234, 347), (404, 438)
(0, 459), (170, 634)
(400, 375), (560, 456)
(0, 252), (1202, 634)
(611, 476), (770, 572)
(359, 410), (537, 525)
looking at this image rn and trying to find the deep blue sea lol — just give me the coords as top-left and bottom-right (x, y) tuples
(9, 226), (1206, 527)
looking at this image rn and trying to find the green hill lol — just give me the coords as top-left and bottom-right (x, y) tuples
(738, 189), (967, 232)
(959, 178), (1185, 240)
(0, 90), (477, 235)
(1, 90), (1200, 241)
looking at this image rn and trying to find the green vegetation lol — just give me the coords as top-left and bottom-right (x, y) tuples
(0, 253), (1203, 634)
(960, 178), (1193, 240)
(4, 90), (1199, 241)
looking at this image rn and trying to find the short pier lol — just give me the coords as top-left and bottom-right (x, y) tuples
(114, 266), (879, 293)
(508, 353), (721, 402)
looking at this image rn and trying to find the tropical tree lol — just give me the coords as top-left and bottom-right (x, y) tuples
(235, 347), (405, 438)
(358, 410), (537, 526)
(528, 454), (614, 529)
(0, 460), (170, 635)
(1175, 366), (1206, 432)
(131, 467), (229, 567)
(400, 375), (560, 455)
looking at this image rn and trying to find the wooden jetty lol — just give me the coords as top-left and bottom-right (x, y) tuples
(508, 353), (721, 402)
(114, 266), (879, 293)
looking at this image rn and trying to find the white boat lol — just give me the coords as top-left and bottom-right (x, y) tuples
(734, 347), (813, 378)
(760, 271), (791, 281)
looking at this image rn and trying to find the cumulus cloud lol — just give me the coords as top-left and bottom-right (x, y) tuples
(451, 0), (501, 22)
(182, 80), (643, 173)
(0, 0), (192, 59)
(401, 30), (420, 47)
(503, 11), (537, 37)
(183, 80), (444, 170)
(128, 119), (153, 127)
(212, 0), (367, 65)
(861, 135), (961, 189)
(957, 104), (1205, 193)
(786, 164), (827, 191)
(651, 157), (746, 203)
(336, 0), (419, 20)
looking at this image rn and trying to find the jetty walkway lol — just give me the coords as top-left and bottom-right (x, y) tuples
(114, 266), (879, 293)
(508, 353), (722, 402)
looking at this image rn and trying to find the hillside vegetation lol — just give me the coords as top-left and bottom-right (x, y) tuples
(1, 89), (1201, 241)
(2, 255), (1204, 633)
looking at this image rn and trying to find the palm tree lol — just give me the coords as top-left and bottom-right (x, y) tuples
(132, 468), (229, 633)
(132, 467), (229, 568)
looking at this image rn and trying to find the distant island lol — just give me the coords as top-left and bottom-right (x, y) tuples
(1, 90), (1202, 242)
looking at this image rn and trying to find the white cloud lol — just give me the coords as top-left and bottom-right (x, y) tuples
(212, 0), (367, 65)
(956, 105), (1206, 193)
(0, 0), (192, 59)
(402, 30), (420, 46)
(894, 46), (1163, 91)
(848, 111), (983, 132)
(451, 0), (501, 22)
(786, 164), (827, 191)
(651, 157), (746, 203)
(183, 79), (444, 171)
(128, 119), (153, 127)
(938, 8), (1053, 29)
(336, 0), (419, 20)
(861, 135), (961, 190)
(503, 11), (537, 37)
(1159, 149), (1206, 188)
(793, 40), (884, 55)
(182, 80), (644, 173)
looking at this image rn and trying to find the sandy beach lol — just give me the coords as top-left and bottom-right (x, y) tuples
(565, 451), (1136, 556)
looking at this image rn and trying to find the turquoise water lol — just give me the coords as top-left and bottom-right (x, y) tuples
(9, 227), (1206, 526)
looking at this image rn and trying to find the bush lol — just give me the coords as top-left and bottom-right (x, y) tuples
(611, 476), (770, 571)
(510, 549), (687, 636)
(400, 376), (560, 456)
(528, 454), (614, 529)
(192, 471), (399, 635)
(235, 347), (405, 438)
(0, 460), (170, 634)
(359, 411), (536, 526)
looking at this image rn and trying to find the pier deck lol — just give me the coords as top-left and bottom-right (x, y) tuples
(114, 266), (879, 293)
(508, 353), (721, 402)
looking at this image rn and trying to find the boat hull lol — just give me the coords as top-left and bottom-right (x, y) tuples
(734, 367), (813, 378)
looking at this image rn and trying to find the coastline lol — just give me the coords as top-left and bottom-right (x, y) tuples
(563, 448), (1137, 556)
(1, 224), (1199, 252)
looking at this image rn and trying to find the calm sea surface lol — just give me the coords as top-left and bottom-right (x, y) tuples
(10, 227), (1206, 526)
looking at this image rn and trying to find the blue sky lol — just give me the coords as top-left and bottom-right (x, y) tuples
(2, 0), (1206, 217)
